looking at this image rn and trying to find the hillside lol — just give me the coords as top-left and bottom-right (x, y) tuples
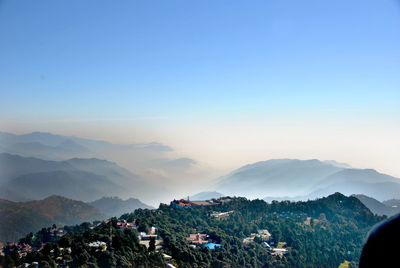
(352, 194), (400, 216)
(308, 181), (400, 201)
(0, 195), (104, 242)
(88, 196), (153, 217)
(383, 199), (400, 208)
(2, 193), (385, 267)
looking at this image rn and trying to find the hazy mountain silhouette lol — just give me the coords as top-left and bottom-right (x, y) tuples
(216, 159), (342, 198)
(313, 168), (400, 189)
(0, 131), (171, 161)
(352, 194), (400, 216)
(306, 169), (400, 201)
(189, 191), (225, 201)
(0, 132), (201, 197)
(382, 199), (400, 208)
(88, 196), (153, 217)
(215, 159), (400, 201)
(1, 170), (127, 202)
(0, 153), (76, 185)
(0, 153), (166, 203)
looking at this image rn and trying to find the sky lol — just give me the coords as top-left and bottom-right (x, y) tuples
(1, 0), (400, 177)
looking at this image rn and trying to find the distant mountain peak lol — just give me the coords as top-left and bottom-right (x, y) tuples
(216, 158), (343, 198)
(323, 160), (352, 169)
(189, 191), (225, 201)
(88, 196), (153, 217)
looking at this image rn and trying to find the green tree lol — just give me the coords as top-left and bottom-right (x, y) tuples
(149, 237), (156, 252)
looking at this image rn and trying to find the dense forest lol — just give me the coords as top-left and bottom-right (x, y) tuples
(0, 193), (385, 267)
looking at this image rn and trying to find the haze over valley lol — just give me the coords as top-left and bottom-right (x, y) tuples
(2, 131), (400, 207)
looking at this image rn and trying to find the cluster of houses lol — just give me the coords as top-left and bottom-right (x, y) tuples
(88, 241), (107, 252)
(50, 247), (73, 267)
(242, 229), (288, 257)
(12, 246), (72, 267)
(3, 242), (33, 258)
(2, 227), (72, 267)
(104, 219), (163, 251)
(116, 219), (136, 230)
(186, 233), (222, 250)
(1, 196), (292, 266)
(243, 229), (272, 244)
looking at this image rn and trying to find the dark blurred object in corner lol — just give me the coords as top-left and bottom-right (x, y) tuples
(360, 214), (400, 267)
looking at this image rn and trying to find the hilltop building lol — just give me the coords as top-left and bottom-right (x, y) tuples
(170, 198), (227, 209)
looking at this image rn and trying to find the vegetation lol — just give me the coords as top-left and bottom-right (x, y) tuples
(0, 193), (384, 267)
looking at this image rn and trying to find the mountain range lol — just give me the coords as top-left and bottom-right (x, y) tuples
(2, 131), (400, 209)
(0, 153), (164, 203)
(215, 159), (400, 201)
(0, 131), (202, 197)
(0, 131), (171, 161)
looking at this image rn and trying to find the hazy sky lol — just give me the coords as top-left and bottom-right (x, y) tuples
(1, 0), (400, 177)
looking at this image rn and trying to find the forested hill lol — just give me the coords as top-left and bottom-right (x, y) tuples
(0, 195), (104, 242)
(1, 193), (384, 268)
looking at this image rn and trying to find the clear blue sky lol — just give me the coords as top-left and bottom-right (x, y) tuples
(1, 0), (400, 176)
(1, 0), (399, 122)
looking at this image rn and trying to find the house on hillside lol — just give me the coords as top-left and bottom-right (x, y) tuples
(257, 229), (272, 241)
(272, 248), (288, 257)
(116, 220), (136, 230)
(139, 232), (158, 241)
(243, 229), (272, 244)
(211, 210), (234, 219)
(138, 231), (163, 250)
(88, 241), (107, 252)
(187, 233), (209, 245)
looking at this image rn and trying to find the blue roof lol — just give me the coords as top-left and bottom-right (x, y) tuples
(204, 243), (222, 250)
